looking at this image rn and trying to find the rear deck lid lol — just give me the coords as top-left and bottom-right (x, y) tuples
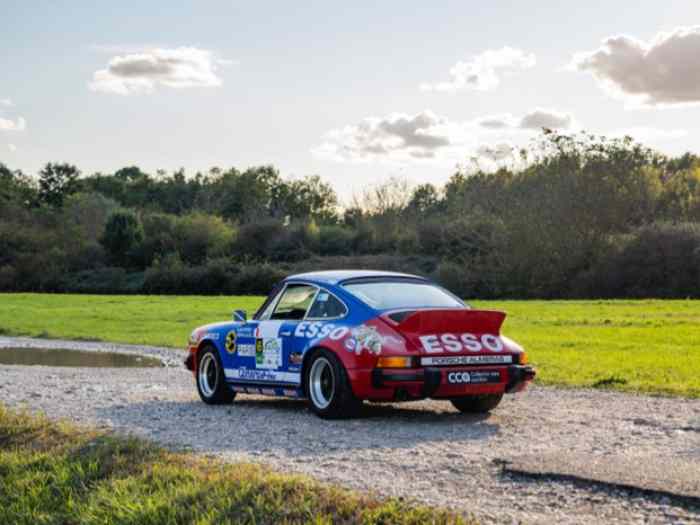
(389, 309), (510, 358)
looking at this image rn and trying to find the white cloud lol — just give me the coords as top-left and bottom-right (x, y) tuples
(476, 114), (518, 129)
(89, 47), (225, 95)
(476, 143), (515, 162)
(7, 144), (16, 152)
(0, 116), (26, 131)
(518, 108), (573, 130)
(312, 107), (685, 165)
(477, 108), (573, 130)
(312, 108), (570, 164)
(312, 111), (456, 162)
(420, 47), (535, 92)
(572, 26), (700, 107)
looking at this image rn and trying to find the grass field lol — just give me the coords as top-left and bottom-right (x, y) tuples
(0, 405), (468, 525)
(0, 294), (698, 397)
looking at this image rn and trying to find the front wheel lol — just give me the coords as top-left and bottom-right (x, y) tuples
(196, 345), (235, 405)
(306, 350), (362, 419)
(450, 394), (503, 413)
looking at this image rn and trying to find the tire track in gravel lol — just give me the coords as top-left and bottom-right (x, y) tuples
(1, 337), (699, 524)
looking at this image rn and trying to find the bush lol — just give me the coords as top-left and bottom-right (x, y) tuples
(589, 223), (700, 298)
(234, 220), (286, 259)
(174, 213), (235, 265)
(100, 210), (144, 267)
(231, 263), (286, 294)
(319, 225), (355, 255)
(60, 267), (133, 294)
(0, 265), (17, 291)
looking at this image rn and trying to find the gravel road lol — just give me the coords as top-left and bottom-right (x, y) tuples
(1, 337), (699, 524)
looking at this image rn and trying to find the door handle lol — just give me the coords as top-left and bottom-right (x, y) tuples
(280, 331), (292, 336)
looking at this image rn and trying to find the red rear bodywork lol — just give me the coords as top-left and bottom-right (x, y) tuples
(342, 308), (535, 401)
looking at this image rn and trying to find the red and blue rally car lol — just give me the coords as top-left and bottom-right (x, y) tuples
(185, 270), (535, 418)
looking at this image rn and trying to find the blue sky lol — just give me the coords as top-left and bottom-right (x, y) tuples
(3, 1), (700, 200)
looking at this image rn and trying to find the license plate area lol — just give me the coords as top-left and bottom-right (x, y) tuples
(446, 370), (501, 385)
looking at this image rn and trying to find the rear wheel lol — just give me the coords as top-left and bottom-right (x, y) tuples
(196, 345), (235, 405)
(306, 349), (362, 419)
(450, 394), (503, 413)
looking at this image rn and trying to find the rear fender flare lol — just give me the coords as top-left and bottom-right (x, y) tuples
(300, 345), (344, 396)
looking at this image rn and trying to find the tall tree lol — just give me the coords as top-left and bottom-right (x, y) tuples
(100, 210), (144, 267)
(38, 163), (80, 207)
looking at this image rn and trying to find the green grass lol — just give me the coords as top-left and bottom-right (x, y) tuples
(0, 294), (698, 397)
(0, 405), (470, 525)
(473, 299), (700, 398)
(0, 294), (263, 348)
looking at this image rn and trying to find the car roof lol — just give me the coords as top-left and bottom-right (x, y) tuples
(286, 270), (427, 285)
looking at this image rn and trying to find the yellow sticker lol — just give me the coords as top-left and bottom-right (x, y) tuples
(225, 331), (237, 354)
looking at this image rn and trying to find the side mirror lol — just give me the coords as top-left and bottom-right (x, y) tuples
(233, 309), (247, 322)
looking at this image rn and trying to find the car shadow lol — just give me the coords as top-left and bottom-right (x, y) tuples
(96, 395), (501, 460)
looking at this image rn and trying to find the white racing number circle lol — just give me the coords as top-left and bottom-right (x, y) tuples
(447, 371), (471, 384)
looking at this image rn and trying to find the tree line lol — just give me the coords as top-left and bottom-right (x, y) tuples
(1, 131), (699, 298)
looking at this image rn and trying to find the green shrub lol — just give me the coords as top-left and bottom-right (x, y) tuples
(100, 210), (144, 267)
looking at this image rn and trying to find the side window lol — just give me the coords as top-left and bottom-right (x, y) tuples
(307, 290), (347, 319)
(257, 285), (283, 320)
(270, 284), (317, 320)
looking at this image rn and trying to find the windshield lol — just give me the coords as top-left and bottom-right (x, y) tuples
(342, 280), (465, 310)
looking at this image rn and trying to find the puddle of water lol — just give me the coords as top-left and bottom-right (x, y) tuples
(0, 347), (163, 368)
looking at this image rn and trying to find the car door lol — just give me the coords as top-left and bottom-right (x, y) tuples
(248, 282), (318, 385)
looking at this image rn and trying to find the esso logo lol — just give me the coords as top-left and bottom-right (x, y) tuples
(418, 333), (504, 354)
(447, 372), (471, 384)
(294, 321), (348, 340)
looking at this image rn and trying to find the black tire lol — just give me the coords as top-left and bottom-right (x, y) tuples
(450, 394), (503, 414)
(305, 349), (362, 419)
(196, 344), (235, 405)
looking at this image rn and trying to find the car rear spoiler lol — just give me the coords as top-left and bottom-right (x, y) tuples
(390, 309), (507, 335)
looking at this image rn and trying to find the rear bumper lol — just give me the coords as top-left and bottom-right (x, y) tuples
(350, 364), (535, 401)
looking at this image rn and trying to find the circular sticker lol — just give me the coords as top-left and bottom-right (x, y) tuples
(225, 331), (237, 354)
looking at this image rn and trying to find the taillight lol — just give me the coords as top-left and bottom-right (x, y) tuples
(516, 352), (528, 365)
(376, 356), (414, 368)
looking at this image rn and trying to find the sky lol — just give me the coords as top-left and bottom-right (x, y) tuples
(3, 1), (700, 201)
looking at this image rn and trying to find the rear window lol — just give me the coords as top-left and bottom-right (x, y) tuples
(342, 280), (464, 310)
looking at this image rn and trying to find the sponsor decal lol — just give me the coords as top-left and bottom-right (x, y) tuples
(282, 388), (299, 397)
(261, 388), (276, 395)
(418, 333), (504, 354)
(255, 338), (263, 361)
(225, 331), (237, 354)
(344, 337), (358, 352)
(256, 337), (282, 369)
(224, 368), (301, 384)
(447, 370), (501, 384)
(237, 343), (256, 357)
(236, 326), (255, 337)
(346, 324), (383, 356)
(204, 332), (219, 340)
(420, 355), (512, 366)
(294, 321), (349, 340)
(289, 352), (303, 366)
(447, 371), (471, 384)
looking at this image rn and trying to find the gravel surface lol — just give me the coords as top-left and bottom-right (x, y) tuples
(1, 337), (699, 524)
